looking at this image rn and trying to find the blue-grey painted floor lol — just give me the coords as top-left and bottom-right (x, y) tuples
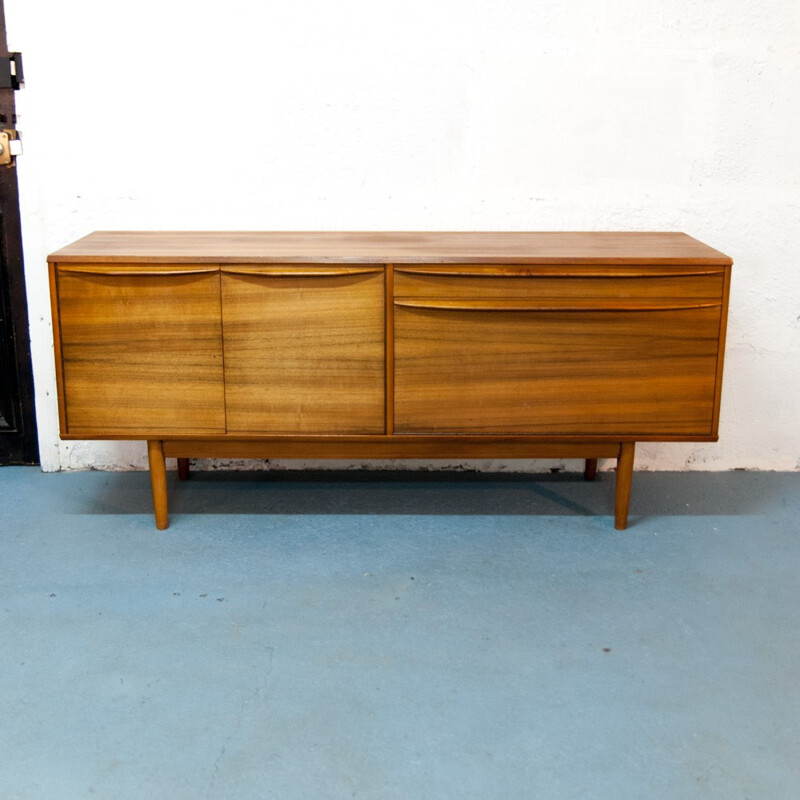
(1, 466), (798, 799)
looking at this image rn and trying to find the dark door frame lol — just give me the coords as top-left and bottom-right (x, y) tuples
(0, 0), (38, 464)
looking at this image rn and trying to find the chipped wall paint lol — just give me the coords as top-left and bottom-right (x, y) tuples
(7, 0), (799, 473)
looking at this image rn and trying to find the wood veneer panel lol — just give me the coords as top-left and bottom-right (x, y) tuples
(56, 267), (224, 435)
(394, 306), (722, 436)
(221, 268), (385, 434)
(162, 437), (623, 460)
(48, 231), (733, 266)
(394, 270), (725, 308)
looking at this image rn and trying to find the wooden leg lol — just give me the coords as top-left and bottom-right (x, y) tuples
(147, 440), (169, 530)
(177, 458), (190, 481)
(614, 442), (635, 530)
(584, 458), (598, 481)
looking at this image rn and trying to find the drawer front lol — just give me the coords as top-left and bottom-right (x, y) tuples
(394, 303), (723, 437)
(221, 266), (386, 434)
(54, 265), (225, 436)
(394, 265), (725, 310)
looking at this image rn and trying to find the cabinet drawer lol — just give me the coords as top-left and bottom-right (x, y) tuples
(394, 265), (725, 311)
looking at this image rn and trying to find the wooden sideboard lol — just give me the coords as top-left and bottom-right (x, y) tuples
(48, 231), (732, 530)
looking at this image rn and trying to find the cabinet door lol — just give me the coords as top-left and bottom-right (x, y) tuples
(221, 266), (385, 434)
(54, 266), (225, 436)
(393, 268), (726, 437)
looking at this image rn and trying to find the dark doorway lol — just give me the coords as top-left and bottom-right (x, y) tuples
(0, 0), (38, 464)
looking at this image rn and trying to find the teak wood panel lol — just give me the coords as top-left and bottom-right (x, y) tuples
(393, 305), (722, 436)
(54, 266), (225, 435)
(48, 231), (733, 267)
(221, 267), (385, 434)
(162, 438), (623, 460)
(394, 267), (725, 310)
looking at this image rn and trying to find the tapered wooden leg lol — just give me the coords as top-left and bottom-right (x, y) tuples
(614, 442), (635, 530)
(177, 458), (190, 481)
(584, 458), (598, 481)
(147, 440), (169, 530)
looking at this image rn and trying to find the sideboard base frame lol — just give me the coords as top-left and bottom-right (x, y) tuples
(152, 437), (635, 531)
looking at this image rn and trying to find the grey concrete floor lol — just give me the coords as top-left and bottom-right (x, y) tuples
(1, 466), (798, 799)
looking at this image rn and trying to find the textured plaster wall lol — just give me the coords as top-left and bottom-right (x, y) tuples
(7, 0), (799, 473)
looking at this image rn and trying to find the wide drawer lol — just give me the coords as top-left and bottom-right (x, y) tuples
(393, 265), (725, 310)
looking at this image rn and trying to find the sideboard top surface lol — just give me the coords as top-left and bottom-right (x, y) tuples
(48, 231), (732, 266)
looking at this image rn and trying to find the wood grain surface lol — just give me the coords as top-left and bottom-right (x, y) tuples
(221, 268), (385, 434)
(394, 305), (722, 436)
(394, 269), (725, 309)
(55, 267), (225, 435)
(48, 231), (733, 266)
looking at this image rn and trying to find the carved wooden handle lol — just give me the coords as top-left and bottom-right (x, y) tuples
(221, 266), (383, 277)
(393, 299), (722, 312)
(57, 266), (218, 276)
(395, 266), (725, 278)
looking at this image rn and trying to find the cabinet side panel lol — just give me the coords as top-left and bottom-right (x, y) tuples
(222, 271), (385, 434)
(710, 265), (732, 438)
(49, 263), (69, 435)
(57, 269), (225, 435)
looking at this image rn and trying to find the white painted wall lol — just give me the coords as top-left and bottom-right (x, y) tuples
(7, 0), (799, 473)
